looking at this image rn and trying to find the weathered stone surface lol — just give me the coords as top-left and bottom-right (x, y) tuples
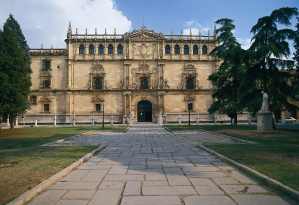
(121, 196), (181, 205)
(63, 190), (95, 200)
(29, 190), (67, 205)
(232, 195), (290, 205)
(184, 196), (235, 205)
(56, 200), (89, 205)
(88, 190), (122, 205)
(142, 186), (197, 196)
(194, 184), (224, 195)
(124, 181), (141, 196)
(220, 184), (269, 194)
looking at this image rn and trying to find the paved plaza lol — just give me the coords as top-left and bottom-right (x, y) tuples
(29, 124), (292, 205)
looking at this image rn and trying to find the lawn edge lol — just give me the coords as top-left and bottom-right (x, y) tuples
(199, 144), (299, 202)
(6, 145), (107, 205)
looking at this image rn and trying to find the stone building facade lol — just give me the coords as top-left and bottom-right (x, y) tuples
(26, 26), (223, 124)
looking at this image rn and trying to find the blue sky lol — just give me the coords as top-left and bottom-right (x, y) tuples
(116, 0), (299, 48)
(0, 0), (298, 48)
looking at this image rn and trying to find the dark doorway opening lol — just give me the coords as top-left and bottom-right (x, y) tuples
(137, 100), (152, 122)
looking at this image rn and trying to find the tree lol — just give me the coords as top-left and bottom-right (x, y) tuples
(208, 18), (246, 126)
(293, 17), (299, 98)
(246, 7), (298, 120)
(0, 15), (31, 128)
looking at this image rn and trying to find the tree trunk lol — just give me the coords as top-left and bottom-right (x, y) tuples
(233, 114), (238, 127)
(9, 115), (15, 129)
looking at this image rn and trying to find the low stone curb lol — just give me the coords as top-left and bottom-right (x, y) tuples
(199, 144), (299, 202)
(6, 145), (107, 205)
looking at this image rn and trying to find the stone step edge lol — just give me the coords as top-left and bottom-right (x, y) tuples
(6, 145), (107, 205)
(199, 144), (299, 203)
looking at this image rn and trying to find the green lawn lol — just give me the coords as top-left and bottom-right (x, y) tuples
(181, 125), (299, 191)
(0, 126), (125, 205)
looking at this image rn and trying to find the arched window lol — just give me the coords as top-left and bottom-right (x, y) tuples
(174, 44), (180, 55)
(186, 76), (195, 90)
(202, 45), (208, 55)
(117, 44), (123, 55)
(89, 44), (95, 55)
(98, 44), (104, 55)
(193, 45), (199, 55)
(165, 45), (171, 55)
(184, 45), (189, 55)
(79, 44), (85, 55)
(108, 44), (114, 55)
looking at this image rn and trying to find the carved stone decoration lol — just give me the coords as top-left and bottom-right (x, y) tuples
(124, 27), (164, 41)
(91, 96), (104, 103)
(39, 97), (52, 103)
(91, 62), (105, 74)
(89, 62), (106, 89)
(131, 63), (153, 89)
(132, 43), (153, 59)
(178, 64), (198, 89)
(184, 95), (195, 102)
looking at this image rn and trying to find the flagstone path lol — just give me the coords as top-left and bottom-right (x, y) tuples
(28, 124), (292, 205)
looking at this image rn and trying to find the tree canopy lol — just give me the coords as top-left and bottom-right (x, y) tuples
(209, 18), (247, 125)
(0, 14), (31, 128)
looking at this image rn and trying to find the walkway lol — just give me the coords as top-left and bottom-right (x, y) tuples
(29, 124), (291, 205)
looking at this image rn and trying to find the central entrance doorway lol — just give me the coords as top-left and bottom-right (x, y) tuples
(137, 100), (152, 122)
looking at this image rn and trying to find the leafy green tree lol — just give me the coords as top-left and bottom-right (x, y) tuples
(246, 7), (298, 120)
(0, 15), (31, 128)
(208, 18), (246, 125)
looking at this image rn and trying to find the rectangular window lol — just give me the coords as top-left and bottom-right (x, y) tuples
(41, 79), (51, 89)
(42, 59), (51, 71)
(44, 104), (50, 113)
(140, 77), (149, 89)
(186, 76), (195, 90)
(187, 102), (193, 111)
(93, 77), (103, 90)
(30, 96), (37, 105)
(95, 104), (101, 112)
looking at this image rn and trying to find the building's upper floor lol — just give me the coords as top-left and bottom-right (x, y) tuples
(29, 27), (218, 91)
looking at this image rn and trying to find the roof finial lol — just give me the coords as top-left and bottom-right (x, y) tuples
(85, 28), (88, 35)
(95, 28), (97, 35)
(75, 28), (78, 35)
(189, 27), (192, 36)
(105, 28), (107, 35)
(114, 28), (116, 35)
(67, 21), (72, 37)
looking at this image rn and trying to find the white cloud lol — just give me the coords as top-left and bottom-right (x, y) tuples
(0, 0), (132, 48)
(238, 38), (252, 49)
(183, 20), (211, 35)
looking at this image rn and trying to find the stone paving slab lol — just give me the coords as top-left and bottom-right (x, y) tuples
(28, 124), (292, 205)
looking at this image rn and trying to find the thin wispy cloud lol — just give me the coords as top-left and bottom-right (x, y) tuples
(0, 0), (132, 48)
(183, 20), (212, 35)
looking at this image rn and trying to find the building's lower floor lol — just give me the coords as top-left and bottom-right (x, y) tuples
(17, 90), (297, 125)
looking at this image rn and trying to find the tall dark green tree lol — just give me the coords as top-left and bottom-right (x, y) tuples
(293, 17), (299, 102)
(0, 15), (31, 128)
(245, 7), (298, 120)
(208, 18), (246, 125)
